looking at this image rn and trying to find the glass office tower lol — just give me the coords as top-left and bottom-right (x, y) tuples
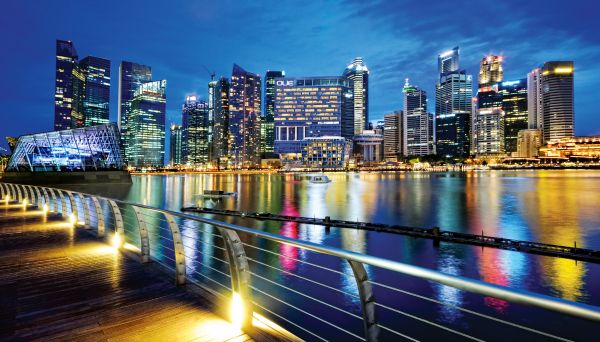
(212, 77), (230, 167)
(342, 58), (369, 134)
(169, 124), (183, 166)
(263, 70), (285, 156)
(182, 96), (210, 167)
(436, 70), (473, 158)
(54, 40), (79, 131)
(403, 80), (434, 156)
(498, 79), (528, 154)
(125, 80), (167, 168)
(118, 61), (152, 148)
(541, 61), (574, 142)
(229, 64), (261, 168)
(80, 56), (111, 127)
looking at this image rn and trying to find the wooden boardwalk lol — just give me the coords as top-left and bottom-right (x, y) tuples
(0, 204), (254, 342)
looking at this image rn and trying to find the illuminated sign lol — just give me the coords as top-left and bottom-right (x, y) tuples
(501, 80), (520, 86)
(276, 80), (295, 86)
(554, 67), (573, 74)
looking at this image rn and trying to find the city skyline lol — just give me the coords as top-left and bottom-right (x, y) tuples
(1, 1), (598, 153)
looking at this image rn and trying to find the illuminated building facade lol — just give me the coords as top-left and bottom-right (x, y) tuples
(539, 136), (600, 160)
(498, 79), (528, 154)
(352, 131), (383, 163)
(383, 111), (402, 161)
(125, 80), (167, 168)
(182, 96), (210, 167)
(527, 68), (543, 130)
(342, 57), (369, 134)
(118, 61), (152, 148)
(79, 56), (111, 127)
(54, 40), (79, 131)
(263, 70), (285, 156)
(212, 77), (230, 166)
(208, 79), (217, 161)
(169, 124), (183, 166)
(476, 108), (505, 155)
(542, 61), (574, 142)
(478, 55), (503, 88)
(403, 80), (434, 156)
(273, 76), (352, 163)
(436, 69), (473, 158)
(300, 137), (351, 169)
(7, 124), (123, 171)
(516, 129), (541, 158)
(438, 46), (459, 74)
(229, 64), (261, 168)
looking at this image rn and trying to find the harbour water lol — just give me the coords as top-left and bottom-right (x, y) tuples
(71, 170), (600, 340)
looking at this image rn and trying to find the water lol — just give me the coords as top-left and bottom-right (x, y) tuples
(69, 170), (600, 340)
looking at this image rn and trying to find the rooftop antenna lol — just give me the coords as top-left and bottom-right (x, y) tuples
(203, 65), (215, 81)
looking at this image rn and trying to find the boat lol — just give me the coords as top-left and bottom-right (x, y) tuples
(308, 175), (331, 183)
(194, 190), (237, 199)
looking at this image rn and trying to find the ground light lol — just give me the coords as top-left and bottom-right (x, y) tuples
(42, 204), (49, 215)
(22, 198), (28, 208)
(230, 292), (245, 328)
(70, 213), (76, 225)
(112, 232), (122, 249)
(4, 195), (10, 204)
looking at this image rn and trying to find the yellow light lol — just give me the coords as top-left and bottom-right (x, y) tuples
(554, 67), (573, 74)
(5, 195), (10, 203)
(22, 199), (28, 208)
(112, 233), (122, 249)
(70, 213), (76, 225)
(230, 292), (245, 328)
(43, 204), (49, 215)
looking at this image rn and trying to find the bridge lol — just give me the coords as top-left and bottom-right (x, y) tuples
(1, 182), (599, 341)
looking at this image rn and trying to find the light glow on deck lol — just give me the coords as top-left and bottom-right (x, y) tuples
(230, 292), (245, 328)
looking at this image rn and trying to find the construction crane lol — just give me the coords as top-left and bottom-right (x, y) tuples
(203, 65), (215, 81)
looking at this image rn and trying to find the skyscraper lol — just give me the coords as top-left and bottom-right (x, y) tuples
(207, 78), (217, 162)
(435, 48), (473, 158)
(476, 108), (505, 155)
(212, 77), (230, 167)
(54, 40), (78, 131)
(541, 61), (574, 142)
(182, 96), (210, 167)
(79, 56), (111, 127)
(527, 68), (543, 131)
(403, 80), (434, 156)
(229, 64), (261, 168)
(118, 61), (152, 147)
(263, 70), (285, 156)
(343, 58), (369, 135)
(125, 80), (167, 168)
(383, 111), (402, 161)
(478, 55), (503, 88)
(498, 79), (528, 154)
(169, 124), (183, 166)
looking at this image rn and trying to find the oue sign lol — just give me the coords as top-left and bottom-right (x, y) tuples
(276, 80), (295, 86)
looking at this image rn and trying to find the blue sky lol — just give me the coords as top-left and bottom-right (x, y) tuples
(0, 0), (598, 152)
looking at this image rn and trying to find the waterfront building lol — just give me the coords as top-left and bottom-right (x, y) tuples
(516, 129), (541, 158)
(478, 55), (503, 88)
(212, 77), (230, 167)
(125, 80), (167, 168)
(263, 70), (285, 156)
(273, 76), (352, 165)
(476, 108), (505, 155)
(342, 57), (369, 134)
(403, 79), (434, 156)
(527, 68), (543, 130)
(182, 96), (210, 167)
(300, 136), (351, 169)
(54, 40), (79, 131)
(352, 130), (383, 163)
(435, 66), (473, 157)
(229, 64), (261, 168)
(383, 111), (402, 161)
(169, 124), (183, 166)
(541, 61), (574, 142)
(118, 61), (152, 149)
(539, 136), (600, 160)
(498, 79), (528, 154)
(79, 56), (111, 127)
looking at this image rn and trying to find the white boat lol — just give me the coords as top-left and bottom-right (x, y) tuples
(308, 175), (331, 183)
(194, 190), (237, 199)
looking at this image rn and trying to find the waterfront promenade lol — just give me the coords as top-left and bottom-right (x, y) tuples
(0, 203), (254, 341)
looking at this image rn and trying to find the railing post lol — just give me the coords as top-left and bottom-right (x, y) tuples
(347, 260), (379, 342)
(91, 196), (105, 237)
(218, 227), (253, 330)
(46, 187), (59, 213)
(132, 206), (150, 263)
(57, 190), (68, 216)
(33, 186), (43, 206)
(41, 187), (50, 208)
(81, 195), (91, 227)
(65, 191), (79, 224)
(25, 185), (35, 204)
(10, 184), (19, 201)
(0, 183), (6, 199)
(15, 184), (24, 202)
(108, 200), (124, 246)
(164, 213), (186, 285)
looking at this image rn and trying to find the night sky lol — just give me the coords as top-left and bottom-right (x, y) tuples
(1, 0), (598, 152)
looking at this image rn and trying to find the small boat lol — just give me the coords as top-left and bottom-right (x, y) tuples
(308, 175), (331, 184)
(194, 190), (237, 199)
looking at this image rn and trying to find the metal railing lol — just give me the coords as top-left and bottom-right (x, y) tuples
(1, 181), (599, 341)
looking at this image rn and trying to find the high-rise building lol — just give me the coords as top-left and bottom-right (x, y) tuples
(343, 57), (369, 134)
(169, 124), (183, 166)
(212, 77), (230, 167)
(516, 129), (541, 158)
(435, 59), (473, 158)
(273, 76), (352, 164)
(403, 80), (434, 156)
(182, 96), (210, 167)
(478, 55), (503, 88)
(207, 78), (217, 161)
(118, 61), (152, 148)
(229, 64), (262, 168)
(54, 40), (79, 131)
(498, 79), (528, 154)
(476, 108), (505, 155)
(541, 61), (574, 142)
(263, 70), (285, 156)
(79, 56), (111, 127)
(527, 68), (543, 130)
(383, 111), (402, 161)
(438, 47), (459, 75)
(125, 80), (167, 168)
(71, 63), (86, 128)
